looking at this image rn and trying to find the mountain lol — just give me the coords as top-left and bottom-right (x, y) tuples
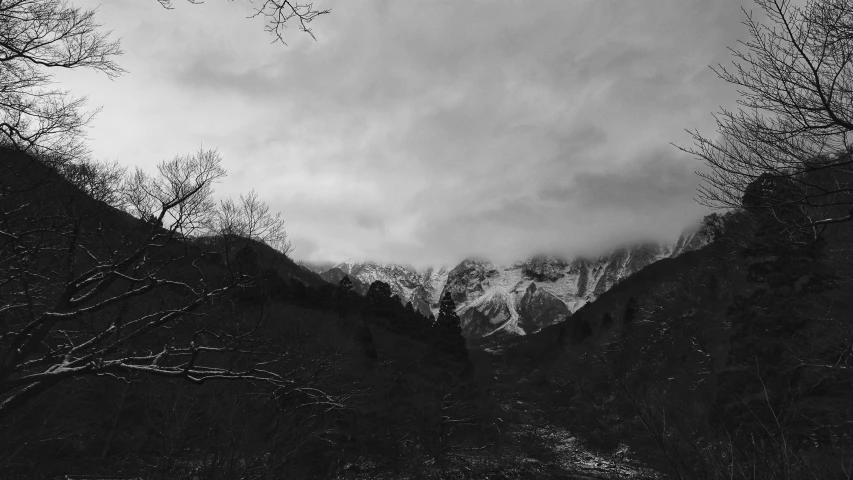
(313, 231), (706, 340)
(443, 231), (707, 339)
(318, 267), (369, 294)
(319, 261), (449, 317)
(298, 260), (337, 274)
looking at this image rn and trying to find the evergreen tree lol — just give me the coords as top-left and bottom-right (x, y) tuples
(338, 275), (354, 293)
(333, 275), (355, 318)
(434, 292), (468, 368)
(404, 301), (418, 329)
(366, 280), (392, 305)
(437, 292), (461, 332)
(364, 280), (395, 322)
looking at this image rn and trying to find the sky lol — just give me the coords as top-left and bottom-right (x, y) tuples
(55, 0), (753, 267)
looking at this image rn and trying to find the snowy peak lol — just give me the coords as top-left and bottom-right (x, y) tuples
(313, 230), (708, 341)
(518, 256), (572, 282)
(443, 259), (499, 305)
(436, 230), (708, 339)
(518, 282), (569, 334)
(323, 261), (448, 317)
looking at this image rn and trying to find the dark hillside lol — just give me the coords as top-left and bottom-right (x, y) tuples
(502, 248), (715, 366)
(497, 205), (853, 479)
(0, 148), (494, 479)
(0, 146), (325, 286)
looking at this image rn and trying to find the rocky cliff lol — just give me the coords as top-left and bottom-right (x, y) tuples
(316, 231), (706, 339)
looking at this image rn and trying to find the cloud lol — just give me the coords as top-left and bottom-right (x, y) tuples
(55, 0), (752, 267)
(542, 148), (701, 210)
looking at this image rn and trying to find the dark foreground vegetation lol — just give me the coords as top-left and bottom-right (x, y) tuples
(0, 144), (660, 479)
(0, 146), (493, 479)
(503, 202), (853, 479)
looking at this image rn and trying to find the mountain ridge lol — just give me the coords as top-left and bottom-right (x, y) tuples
(309, 230), (707, 340)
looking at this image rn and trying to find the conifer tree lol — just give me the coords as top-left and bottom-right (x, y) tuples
(434, 292), (469, 368)
(338, 275), (354, 293)
(437, 292), (461, 333)
(366, 281), (392, 305)
(364, 280), (395, 322)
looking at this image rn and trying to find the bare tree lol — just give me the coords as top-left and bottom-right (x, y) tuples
(212, 189), (293, 255)
(122, 148), (224, 236)
(681, 0), (853, 235)
(0, 0), (328, 159)
(0, 147), (310, 419)
(0, 0), (123, 159)
(156, 0), (330, 44)
(57, 158), (126, 206)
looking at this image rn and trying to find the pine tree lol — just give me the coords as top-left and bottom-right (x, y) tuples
(437, 292), (461, 332)
(338, 275), (354, 293)
(364, 280), (395, 322)
(366, 280), (392, 305)
(434, 292), (468, 369)
(333, 275), (355, 318)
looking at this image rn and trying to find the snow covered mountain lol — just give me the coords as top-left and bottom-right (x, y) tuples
(314, 230), (707, 339)
(442, 230), (706, 338)
(318, 261), (448, 317)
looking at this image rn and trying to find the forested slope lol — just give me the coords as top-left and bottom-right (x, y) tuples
(0, 148), (483, 479)
(497, 197), (853, 478)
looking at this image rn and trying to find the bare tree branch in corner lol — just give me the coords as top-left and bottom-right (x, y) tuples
(0, 0), (124, 160)
(0, 147), (311, 420)
(679, 0), (853, 236)
(0, 0), (327, 160)
(156, 0), (330, 44)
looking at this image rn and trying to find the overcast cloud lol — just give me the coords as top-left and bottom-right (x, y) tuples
(55, 0), (752, 267)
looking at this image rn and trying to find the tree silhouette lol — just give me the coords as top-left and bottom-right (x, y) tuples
(366, 281), (392, 305)
(0, 0), (123, 159)
(0, 0), (328, 159)
(338, 275), (354, 293)
(434, 292), (468, 367)
(157, 0), (329, 44)
(437, 292), (461, 333)
(0, 149), (314, 419)
(681, 0), (853, 232)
